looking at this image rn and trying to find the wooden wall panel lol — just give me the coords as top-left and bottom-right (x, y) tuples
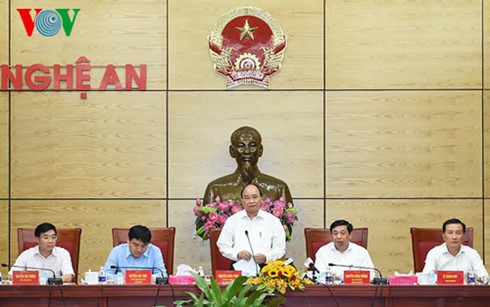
(168, 91), (324, 199)
(168, 0), (323, 90)
(484, 200), (490, 266)
(485, 2), (490, 89)
(484, 91), (490, 197)
(0, 201), (8, 276)
(0, 93), (7, 198)
(11, 92), (166, 198)
(326, 0), (482, 89)
(326, 91), (482, 198)
(326, 199), (485, 275)
(10, 0), (166, 89)
(0, 0), (7, 63)
(9, 200), (166, 282)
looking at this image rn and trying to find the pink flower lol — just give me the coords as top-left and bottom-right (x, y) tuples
(228, 200), (234, 208)
(273, 200), (285, 209)
(204, 221), (215, 234)
(261, 203), (270, 211)
(218, 202), (229, 212)
(209, 212), (218, 221)
(285, 212), (296, 223)
(193, 206), (202, 216)
(231, 204), (243, 214)
(201, 216), (207, 221)
(215, 196), (221, 203)
(196, 198), (202, 205)
(272, 205), (284, 218)
(218, 214), (228, 225)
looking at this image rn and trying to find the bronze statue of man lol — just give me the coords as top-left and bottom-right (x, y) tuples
(203, 126), (293, 205)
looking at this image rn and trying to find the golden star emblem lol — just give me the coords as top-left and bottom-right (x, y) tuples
(236, 19), (258, 40)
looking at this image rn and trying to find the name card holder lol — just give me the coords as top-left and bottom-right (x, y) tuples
(343, 270), (370, 284)
(215, 270), (242, 284)
(12, 270), (40, 285)
(124, 269), (152, 284)
(437, 271), (464, 285)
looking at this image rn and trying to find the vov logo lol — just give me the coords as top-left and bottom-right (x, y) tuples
(17, 8), (81, 37)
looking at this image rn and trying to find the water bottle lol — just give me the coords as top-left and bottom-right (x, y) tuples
(467, 268), (476, 285)
(0, 272), (3, 285)
(98, 267), (107, 284)
(325, 267), (333, 285)
(116, 272), (124, 285)
(197, 266), (205, 278)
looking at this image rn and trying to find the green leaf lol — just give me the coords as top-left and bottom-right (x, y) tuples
(209, 278), (222, 304)
(223, 276), (248, 299)
(199, 207), (217, 213)
(191, 272), (212, 299)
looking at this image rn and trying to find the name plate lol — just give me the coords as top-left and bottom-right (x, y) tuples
(437, 270), (464, 285)
(215, 270), (242, 284)
(343, 270), (370, 284)
(124, 269), (152, 284)
(12, 270), (40, 285)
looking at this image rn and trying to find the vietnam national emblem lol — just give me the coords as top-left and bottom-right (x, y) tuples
(208, 6), (287, 89)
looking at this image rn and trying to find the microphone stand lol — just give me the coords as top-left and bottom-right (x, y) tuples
(244, 230), (259, 276)
(328, 263), (388, 285)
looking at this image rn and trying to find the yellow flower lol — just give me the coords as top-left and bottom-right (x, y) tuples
(268, 268), (279, 278)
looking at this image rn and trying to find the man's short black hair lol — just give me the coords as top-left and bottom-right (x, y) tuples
(240, 183), (263, 198)
(128, 225), (152, 244)
(443, 218), (466, 233)
(329, 219), (353, 234)
(35, 223), (57, 237)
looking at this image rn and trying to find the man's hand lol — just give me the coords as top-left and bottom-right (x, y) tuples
(237, 250), (252, 261)
(254, 253), (267, 264)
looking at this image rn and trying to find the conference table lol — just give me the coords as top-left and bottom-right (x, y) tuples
(1, 283), (490, 306)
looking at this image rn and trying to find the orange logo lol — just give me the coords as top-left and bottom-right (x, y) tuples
(208, 7), (287, 89)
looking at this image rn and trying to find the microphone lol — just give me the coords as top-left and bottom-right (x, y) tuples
(244, 230), (259, 276)
(1, 263), (63, 285)
(304, 257), (319, 273)
(110, 265), (168, 284)
(328, 263), (388, 285)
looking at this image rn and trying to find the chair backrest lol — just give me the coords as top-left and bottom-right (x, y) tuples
(112, 227), (175, 275)
(17, 228), (82, 281)
(210, 229), (232, 275)
(304, 227), (369, 262)
(410, 227), (474, 273)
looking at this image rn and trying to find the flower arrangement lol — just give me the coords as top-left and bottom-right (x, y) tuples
(193, 196), (298, 241)
(247, 260), (314, 294)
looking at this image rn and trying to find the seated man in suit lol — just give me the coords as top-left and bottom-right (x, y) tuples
(104, 225), (167, 278)
(217, 183), (286, 271)
(9, 222), (75, 282)
(315, 220), (375, 282)
(422, 218), (489, 283)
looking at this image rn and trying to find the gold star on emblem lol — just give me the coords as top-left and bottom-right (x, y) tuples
(236, 19), (258, 40)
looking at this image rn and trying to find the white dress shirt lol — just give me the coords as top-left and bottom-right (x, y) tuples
(217, 210), (286, 262)
(9, 245), (75, 278)
(422, 243), (489, 279)
(314, 242), (375, 281)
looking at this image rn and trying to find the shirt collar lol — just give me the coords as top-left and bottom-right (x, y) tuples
(239, 209), (266, 221)
(443, 243), (465, 256)
(33, 245), (58, 258)
(329, 241), (353, 254)
(124, 243), (150, 259)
